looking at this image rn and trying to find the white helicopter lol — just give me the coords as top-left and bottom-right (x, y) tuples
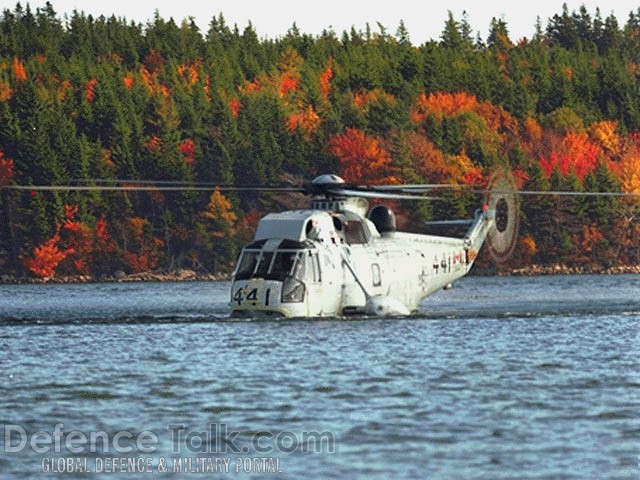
(229, 173), (518, 318)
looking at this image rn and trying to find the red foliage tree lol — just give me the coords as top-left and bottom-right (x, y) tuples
(179, 138), (196, 165)
(58, 205), (94, 274)
(539, 131), (602, 180)
(123, 73), (134, 89)
(0, 149), (14, 185)
(327, 128), (396, 183)
(229, 97), (240, 117)
(279, 74), (298, 97)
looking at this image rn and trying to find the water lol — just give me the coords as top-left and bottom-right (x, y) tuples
(0, 275), (638, 479)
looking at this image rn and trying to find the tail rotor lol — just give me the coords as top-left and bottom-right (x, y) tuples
(484, 171), (519, 263)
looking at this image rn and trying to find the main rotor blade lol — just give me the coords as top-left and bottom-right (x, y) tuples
(485, 189), (640, 198)
(2, 184), (305, 193)
(327, 188), (443, 201)
(366, 184), (469, 191)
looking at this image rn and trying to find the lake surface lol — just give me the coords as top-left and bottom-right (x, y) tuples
(0, 275), (638, 479)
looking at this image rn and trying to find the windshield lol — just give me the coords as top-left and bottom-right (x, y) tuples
(234, 251), (260, 279)
(256, 252), (274, 277)
(234, 249), (307, 281)
(269, 251), (305, 281)
(268, 252), (295, 278)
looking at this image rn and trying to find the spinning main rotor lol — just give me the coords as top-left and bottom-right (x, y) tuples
(3, 172), (637, 263)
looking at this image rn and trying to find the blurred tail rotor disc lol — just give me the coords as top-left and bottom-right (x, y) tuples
(484, 171), (519, 263)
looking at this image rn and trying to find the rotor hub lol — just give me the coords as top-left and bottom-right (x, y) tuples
(311, 174), (346, 187)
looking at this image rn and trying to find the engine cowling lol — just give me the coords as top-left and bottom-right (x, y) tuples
(368, 205), (396, 235)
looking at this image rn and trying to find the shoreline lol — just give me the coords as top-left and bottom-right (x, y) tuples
(0, 263), (638, 284)
(471, 263), (640, 276)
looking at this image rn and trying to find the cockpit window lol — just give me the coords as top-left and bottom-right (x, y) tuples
(269, 252), (298, 280)
(235, 251), (259, 279)
(235, 248), (310, 282)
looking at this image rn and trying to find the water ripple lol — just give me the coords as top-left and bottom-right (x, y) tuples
(0, 276), (638, 479)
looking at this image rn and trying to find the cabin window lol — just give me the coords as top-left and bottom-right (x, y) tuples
(312, 253), (322, 282)
(343, 221), (370, 244)
(235, 251), (260, 279)
(372, 263), (381, 287)
(292, 253), (306, 280)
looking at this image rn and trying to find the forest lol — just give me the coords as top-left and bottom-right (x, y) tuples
(0, 2), (639, 279)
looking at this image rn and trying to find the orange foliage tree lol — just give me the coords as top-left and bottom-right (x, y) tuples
(0, 80), (13, 101)
(411, 91), (478, 123)
(407, 132), (483, 185)
(12, 57), (27, 82)
(26, 205), (119, 278)
(26, 231), (69, 279)
(84, 78), (97, 102)
(327, 128), (397, 183)
(286, 106), (320, 139)
(177, 62), (200, 86)
(318, 62), (333, 102)
(353, 89), (396, 111)
(238, 48), (302, 101)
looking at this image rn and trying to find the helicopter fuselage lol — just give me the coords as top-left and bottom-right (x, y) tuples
(229, 205), (493, 318)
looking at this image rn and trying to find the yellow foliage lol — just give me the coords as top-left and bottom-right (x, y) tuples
(589, 120), (620, 156)
(202, 189), (237, 225)
(619, 148), (640, 196)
